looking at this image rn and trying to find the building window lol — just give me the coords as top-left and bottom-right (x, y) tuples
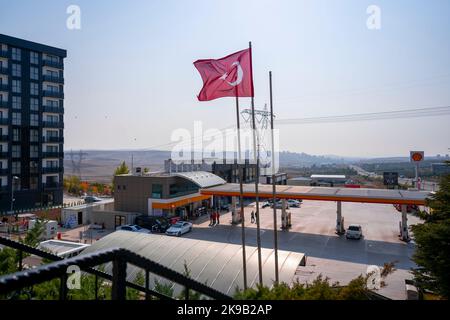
(12, 112), (21, 125)
(30, 145), (38, 158)
(46, 99), (59, 108)
(13, 128), (20, 142)
(11, 48), (21, 61)
(152, 184), (162, 199)
(46, 114), (58, 123)
(12, 64), (21, 77)
(30, 82), (39, 96)
(30, 51), (39, 64)
(30, 67), (39, 80)
(46, 160), (58, 168)
(46, 145), (58, 153)
(12, 96), (21, 109)
(12, 145), (21, 158)
(30, 176), (38, 189)
(46, 84), (59, 93)
(30, 113), (39, 126)
(30, 129), (39, 142)
(12, 80), (21, 93)
(12, 161), (21, 174)
(30, 98), (39, 111)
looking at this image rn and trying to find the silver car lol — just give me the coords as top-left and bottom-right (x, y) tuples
(165, 221), (193, 237)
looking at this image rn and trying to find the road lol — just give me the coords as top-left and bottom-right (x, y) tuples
(350, 165), (439, 191)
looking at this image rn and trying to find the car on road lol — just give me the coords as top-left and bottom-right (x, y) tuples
(261, 201), (271, 208)
(165, 221), (193, 237)
(271, 200), (289, 209)
(287, 199), (302, 208)
(84, 196), (102, 203)
(135, 215), (170, 233)
(116, 224), (151, 234)
(346, 224), (363, 240)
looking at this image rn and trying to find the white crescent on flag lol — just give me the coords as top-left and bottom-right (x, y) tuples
(220, 61), (244, 87)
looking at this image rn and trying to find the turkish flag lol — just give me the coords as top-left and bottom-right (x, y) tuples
(194, 48), (254, 101)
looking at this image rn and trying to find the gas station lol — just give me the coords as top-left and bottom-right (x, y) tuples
(201, 183), (430, 241)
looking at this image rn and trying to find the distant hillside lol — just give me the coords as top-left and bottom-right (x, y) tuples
(63, 149), (358, 182)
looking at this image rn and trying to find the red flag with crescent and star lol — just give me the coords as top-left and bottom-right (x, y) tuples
(194, 48), (254, 101)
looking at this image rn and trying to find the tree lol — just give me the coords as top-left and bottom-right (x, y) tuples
(113, 161), (130, 191)
(411, 164), (450, 298)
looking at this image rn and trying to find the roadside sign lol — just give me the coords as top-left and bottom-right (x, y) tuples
(410, 151), (424, 163)
(383, 172), (399, 186)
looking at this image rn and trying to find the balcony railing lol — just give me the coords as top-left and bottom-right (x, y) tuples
(0, 168), (9, 175)
(42, 151), (64, 158)
(0, 100), (8, 108)
(0, 66), (8, 75)
(42, 121), (64, 128)
(42, 136), (64, 143)
(42, 75), (64, 84)
(0, 50), (8, 58)
(42, 167), (62, 174)
(0, 135), (9, 142)
(0, 118), (9, 125)
(42, 105), (64, 113)
(42, 90), (64, 99)
(0, 83), (8, 91)
(0, 237), (231, 300)
(0, 151), (9, 158)
(42, 182), (60, 189)
(42, 59), (63, 69)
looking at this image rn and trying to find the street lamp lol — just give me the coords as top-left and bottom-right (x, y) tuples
(11, 176), (19, 214)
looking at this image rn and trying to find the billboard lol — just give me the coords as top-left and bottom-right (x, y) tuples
(383, 172), (399, 186)
(410, 151), (424, 163)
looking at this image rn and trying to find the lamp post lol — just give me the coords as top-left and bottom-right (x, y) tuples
(11, 176), (19, 216)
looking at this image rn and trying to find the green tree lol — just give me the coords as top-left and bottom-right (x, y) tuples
(411, 164), (450, 298)
(112, 161), (130, 190)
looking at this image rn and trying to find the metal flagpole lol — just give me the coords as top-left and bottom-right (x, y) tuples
(235, 88), (248, 290)
(249, 41), (263, 286)
(269, 71), (279, 284)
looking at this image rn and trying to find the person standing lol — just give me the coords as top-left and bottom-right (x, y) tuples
(216, 212), (220, 225)
(251, 211), (255, 224)
(209, 211), (214, 226)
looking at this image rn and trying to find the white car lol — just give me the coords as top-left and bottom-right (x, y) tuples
(287, 199), (301, 208)
(165, 221), (193, 237)
(346, 224), (363, 240)
(116, 224), (151, 234)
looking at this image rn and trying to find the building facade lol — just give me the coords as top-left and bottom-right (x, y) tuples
(0, 34), (66, 211)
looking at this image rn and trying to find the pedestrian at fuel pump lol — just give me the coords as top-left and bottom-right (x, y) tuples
(251, 211), (255, 224)
(209, 211), (214, 226)
(216, 212), (220, 225)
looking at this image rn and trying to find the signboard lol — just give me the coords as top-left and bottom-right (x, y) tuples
(383, 172), (399, 186)
(410, 151), (424, 163)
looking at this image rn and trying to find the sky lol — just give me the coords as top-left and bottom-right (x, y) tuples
(1, 0), (449, 157)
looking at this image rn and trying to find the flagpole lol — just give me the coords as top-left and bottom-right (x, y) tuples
(269, 71), (279, 284)
(249, 41), (263, 286)
(235, 89), (248, 290)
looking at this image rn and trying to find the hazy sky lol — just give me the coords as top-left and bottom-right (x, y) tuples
(1, 0), (449, 157)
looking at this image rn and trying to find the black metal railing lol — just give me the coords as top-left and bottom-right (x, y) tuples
(0, 237), (231, 300)
(0, 100), (8, 108)
(0, 66), (8, 75)
(42, 121), (64, 128)
(0, 83), (8, 91)
(42, 59), (63, 69)
(42, 182), (60, 189)
(42, 91), (64, 99)
(42, 75), (64, 84)
(0, 118), (9, 125)
(42, 136), (64, 143)
(42, 151), (64, 158)
(42, 167), (62, 174)
(0, 50), (8, 58)
(42, 105), (64, 113)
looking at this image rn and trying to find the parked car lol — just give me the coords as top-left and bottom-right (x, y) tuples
(116, 224), (151, 234)
(261, 201), (271, 208)
(346, 224), (363, 240)
(84, 196), (102, 203)
(271, 201), (289, 209)
(165, 221), (193, 237)
(135, 215), (170, 233)
(220, 204), (230, 211)
(287, 199), (301, 208)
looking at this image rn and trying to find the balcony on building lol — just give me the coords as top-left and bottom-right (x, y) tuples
(0, 82), (8, 91)
(42, 121), (64, 129)
(42, 105), (64, 113)
(0, 117), (8, 125)
(42, 182), (60, 190)
(42, 136), (64, 143)
(0, 168), (9, 175)
(42, 90), (64, 99)
(0, 186), (8, 193)
(0, 151), (10, 158)
(0, 49), (8, 58)
(42, 59), (63, 69)
(42, 167), (62, 174)
(0, 100), (8, 108)
(42, 151), (63, 158)
(0, 133), (9, 142)
(42, 75), (64, 84)
(0, 64), (8, 75)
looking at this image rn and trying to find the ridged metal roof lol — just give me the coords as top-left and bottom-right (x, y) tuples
(173, 171), (226, 188)
(82, 231), (305, 296)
